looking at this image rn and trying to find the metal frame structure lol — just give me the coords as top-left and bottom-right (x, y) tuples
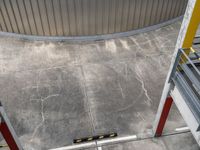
(153, 0), (200, 146)
(0, 103), (23, 150)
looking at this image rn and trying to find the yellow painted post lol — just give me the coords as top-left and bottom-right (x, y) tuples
(181, 0), (200, 62)
(182, 0), (200, 48)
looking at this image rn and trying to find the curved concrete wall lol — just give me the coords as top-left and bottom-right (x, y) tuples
(0, 0), (187, 37)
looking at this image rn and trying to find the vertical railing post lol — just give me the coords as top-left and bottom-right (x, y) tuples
(154, 97), (173, 137)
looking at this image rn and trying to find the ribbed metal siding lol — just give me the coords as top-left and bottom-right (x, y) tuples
(0, 0), (188, 36)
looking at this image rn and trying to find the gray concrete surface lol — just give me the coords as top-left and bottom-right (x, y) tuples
(0, 21), (198, 150)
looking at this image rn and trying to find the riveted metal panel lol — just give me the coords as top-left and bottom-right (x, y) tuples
(3, 0), (18, 33)
(102, 0), (109, 34)
(115, 0), (123, 32)
(60, 0), (70, 35)
(144, 0), (153, 27)
(127, 0), (135, 30)
(109, 0), (116, 33)
(0, 0), (188, 37)
(82, 0), (89, 35)
(133, 0), (141, 29)
(96, 0), (103, 34)
(17, 0), (31, 34)
(31, 0), (44, 35)
(11, 0), (25, 34)
(38, 0), (50, 36)
(23, 0), (37, 35)
(121, 0), (130, 32)
(0, 5), (7, 31)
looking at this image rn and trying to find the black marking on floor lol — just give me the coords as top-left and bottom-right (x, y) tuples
(73, 133), (118, 144)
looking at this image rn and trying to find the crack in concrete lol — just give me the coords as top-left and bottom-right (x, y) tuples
(135, 66), (152, 106)
(118, 82), (125, 99)
(29, 94), (59, 142)
(113, 89), (143, 114)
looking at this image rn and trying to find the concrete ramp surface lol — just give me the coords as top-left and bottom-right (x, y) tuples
(0, 22), (198, 150)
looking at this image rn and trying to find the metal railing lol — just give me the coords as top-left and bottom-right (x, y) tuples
(169, 48), (200, 131)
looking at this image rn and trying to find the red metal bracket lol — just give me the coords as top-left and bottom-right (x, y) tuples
(0, 105), (23, 150)
(155, 97), (173, 137)
(0, 122), (20, 150)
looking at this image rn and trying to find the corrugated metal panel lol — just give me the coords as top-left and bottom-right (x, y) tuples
(24, 0), (37, 35)
(0, 0), (188, 36)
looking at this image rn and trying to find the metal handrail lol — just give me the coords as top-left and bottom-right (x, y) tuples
(178, 48), (200, 93)
(169, 47), (200, 96)
(179, 48), (200, 76)
(170, 48), (200, 131)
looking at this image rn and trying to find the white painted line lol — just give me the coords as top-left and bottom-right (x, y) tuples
(97, 146), (102, 150)
(49, 135), (138, 150)
(49, 142), (96, 150)
(175, 126), (190, 132)
(97, 135), (137, 146)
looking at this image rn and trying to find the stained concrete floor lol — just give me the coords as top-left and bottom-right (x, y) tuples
(0, 22), (199, 150)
